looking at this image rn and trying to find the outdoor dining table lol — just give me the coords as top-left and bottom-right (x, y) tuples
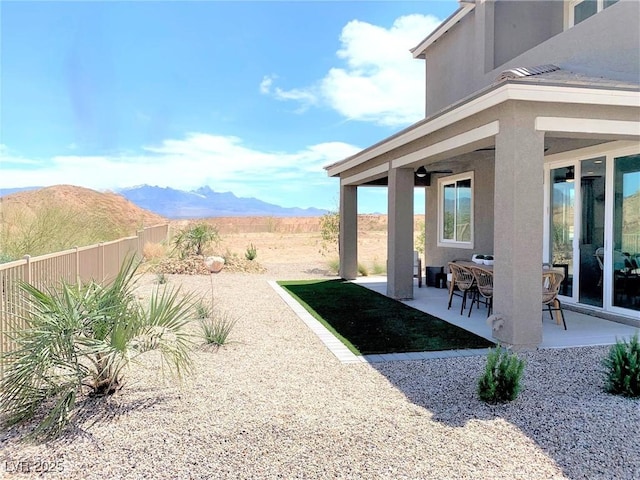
(447, 261), (564, 325)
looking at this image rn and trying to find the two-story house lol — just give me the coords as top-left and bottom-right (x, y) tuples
(324, 0), (640, 349)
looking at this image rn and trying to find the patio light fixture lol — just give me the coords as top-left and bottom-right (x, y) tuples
(415, 166), (428, 177)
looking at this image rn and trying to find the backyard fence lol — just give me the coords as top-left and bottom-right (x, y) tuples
(0, 224), (169, 378)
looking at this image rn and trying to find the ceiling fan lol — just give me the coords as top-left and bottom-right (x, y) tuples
(415, 166), (453, 185)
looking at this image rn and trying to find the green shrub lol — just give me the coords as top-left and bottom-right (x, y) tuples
(603, 333), (640, 397)
(156, 273), (168, 284)
(172, 222), (220, 258)
(245, 243), (257, 261)
(477, 346), (525, 404)
(200, 311), (237, 347)
(358, 263), (369, 276)
(371, 257), (386, 275)
(327, 258), (340, 275)
(319, 210), (339, 256)
(0, 257), (196, 439)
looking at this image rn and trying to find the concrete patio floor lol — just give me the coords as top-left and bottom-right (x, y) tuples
(352, 275), (640, 349)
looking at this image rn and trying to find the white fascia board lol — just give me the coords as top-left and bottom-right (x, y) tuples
(411, 3), (476, 59)
(326, 87), (509, 177)
(509, 84), (640, 107)
(341, 163), (389, 186)
(536, 117), (640, 136)
(391, 121), (500, 169)
(326, 83), (640, 177)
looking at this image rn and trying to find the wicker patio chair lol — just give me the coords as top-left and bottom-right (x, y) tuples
(542, 270), (567, 330)
(447, 262), (476, 315)
(467, 265), (493, 317)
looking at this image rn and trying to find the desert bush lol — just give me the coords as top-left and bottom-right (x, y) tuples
(0, 204), (127, 259)
(172, 222), (220, 258)
(319, 210), (339, 256)
(327, 258), (340, 275)
(143, 242), (166, 261)
(358, 263), (369, 276)
(603, 333), (640, 397)
(200, 311), (237, 347)
(371, 257), (386, 275)
(0, 252), (14, 264)
(245, 243), (257, 261)
(477, 346), (525, 404)
(415, 220), (425, 255)
(0, 256), (196, 439)
(156, 273), (168, 284)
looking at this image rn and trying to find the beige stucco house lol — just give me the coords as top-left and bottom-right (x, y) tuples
(324, 0), (640, 349)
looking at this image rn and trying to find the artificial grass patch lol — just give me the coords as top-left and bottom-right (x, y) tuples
(278, 279), (494, 355)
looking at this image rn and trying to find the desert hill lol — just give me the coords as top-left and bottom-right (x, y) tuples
(0, 185), (167, 260)
(1, 185), (166, 230)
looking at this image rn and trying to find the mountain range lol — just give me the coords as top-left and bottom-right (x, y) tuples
(117, 185), (328, 218)
(0, 185), (328, 218)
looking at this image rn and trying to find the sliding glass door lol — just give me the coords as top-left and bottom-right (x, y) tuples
(546, 148), (640, 316)
(612, 154), (640, 311)
(578, 157), (606, 307)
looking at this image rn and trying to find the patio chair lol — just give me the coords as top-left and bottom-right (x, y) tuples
(542, 270), (567, 330)
(467, 265), (493, 318)
(447, 262), (476, 315)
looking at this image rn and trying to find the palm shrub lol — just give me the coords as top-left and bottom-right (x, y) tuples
(172, 222), (220, 258)
(603, 333), (640, 397)
(0, 256), (196, 439)
(477, 346), (526, 404)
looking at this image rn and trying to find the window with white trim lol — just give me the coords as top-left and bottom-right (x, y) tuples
(566, 0), (618, 29)
(438, 172), (474, 248)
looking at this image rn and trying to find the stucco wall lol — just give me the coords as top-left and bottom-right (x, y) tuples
(424, 0), (638, 116)
(424, 155), (495, 270)
(493, 1), (563, 68)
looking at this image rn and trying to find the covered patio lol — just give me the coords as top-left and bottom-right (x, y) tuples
(353, 276), (640, 350)
(326, 75), (640, 350)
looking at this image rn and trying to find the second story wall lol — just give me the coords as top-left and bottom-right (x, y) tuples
(423, 0), (639, 117)
(492, 1), (564, 69)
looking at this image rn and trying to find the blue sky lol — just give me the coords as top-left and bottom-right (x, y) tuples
(0, 0), (458, 213)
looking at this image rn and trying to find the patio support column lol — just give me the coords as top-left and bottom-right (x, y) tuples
(492, 110), (544, 349)
(339, 183), (358, 280)
(387, 167), (414, 299)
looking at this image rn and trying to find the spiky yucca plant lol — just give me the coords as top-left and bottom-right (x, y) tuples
(0, 257), (196, 439)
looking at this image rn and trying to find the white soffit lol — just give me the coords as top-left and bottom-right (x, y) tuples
(536, 117), (640, 136)
(326, 84), (640, 177)
(392, 121), (500, 169)
(341, 163), (389, 186)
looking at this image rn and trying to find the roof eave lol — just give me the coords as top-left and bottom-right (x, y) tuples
(324, 81), (640, 177)
(410, 1), (476, 59)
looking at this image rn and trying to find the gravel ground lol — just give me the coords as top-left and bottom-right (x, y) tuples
(1, 262), (638, 479)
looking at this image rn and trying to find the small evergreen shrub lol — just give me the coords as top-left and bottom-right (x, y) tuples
(245, 243), (257, 261)
(603, 333), (640, 397)
(477, 346), (525, 404)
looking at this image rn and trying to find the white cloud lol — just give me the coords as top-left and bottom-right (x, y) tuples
(262, 14), (442, 127)
(0, 134), (360, 209)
